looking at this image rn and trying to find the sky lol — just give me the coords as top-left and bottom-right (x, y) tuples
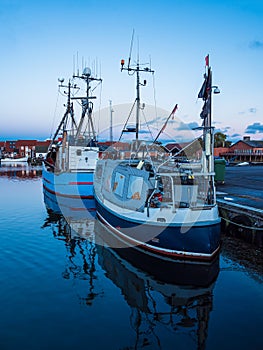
(1, 0), (263, 143)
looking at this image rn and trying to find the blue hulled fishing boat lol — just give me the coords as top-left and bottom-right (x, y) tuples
(42, 67), (102, 211)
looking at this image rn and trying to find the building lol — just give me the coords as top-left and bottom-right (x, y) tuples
(165, 141), (203, 160)
(0, 139), (51, 159)
(218, 136), (263, 163)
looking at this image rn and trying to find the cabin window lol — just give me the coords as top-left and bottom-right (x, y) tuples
(76, 149), (82, 156)
(113, 172), (125, 197)
(127, 175), (143, 200)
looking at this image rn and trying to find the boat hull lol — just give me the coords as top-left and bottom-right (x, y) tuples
(95, 196), (221, 262)
(42, 163), (96, 212)
(95, 220), (220, 286)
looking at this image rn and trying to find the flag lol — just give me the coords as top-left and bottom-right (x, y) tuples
(200, 100), (208, 119)
(205, 54), (209, 67)
(198, 68), (211, 100)
(198, 76), (207, 99)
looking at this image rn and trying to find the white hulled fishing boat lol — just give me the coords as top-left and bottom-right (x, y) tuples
(94, 55), (221, 262)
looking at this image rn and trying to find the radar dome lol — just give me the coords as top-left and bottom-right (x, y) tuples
(83, 67), (92, 77)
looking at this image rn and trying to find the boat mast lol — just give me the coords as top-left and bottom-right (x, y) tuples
(198, 55), (220, 172)
(73, 68), (102, 144)
(50, 80), (77, 148)
(109, 100), (113, 143)
(198, 55), (220, 204)
(120, 55), (154, 141)
(135, 61), (140, 140)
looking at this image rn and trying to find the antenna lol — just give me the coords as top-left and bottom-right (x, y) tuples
(73, 55), (75, 76)
(137, 35), (139, 64)
(77, 51), (79, 76)
(120, 32), (154, 141)
(128, 29), (134, 70)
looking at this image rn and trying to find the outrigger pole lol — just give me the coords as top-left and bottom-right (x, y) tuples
(50, 80), (77, 149)
(153, 104), (178, 144)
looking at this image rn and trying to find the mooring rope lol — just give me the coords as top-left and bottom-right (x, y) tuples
(221, 216), (263, 231)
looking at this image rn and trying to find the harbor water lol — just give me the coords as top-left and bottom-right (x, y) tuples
(0, 163), (262, 350)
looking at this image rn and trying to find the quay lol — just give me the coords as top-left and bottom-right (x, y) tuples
(216, 165), (263, 247)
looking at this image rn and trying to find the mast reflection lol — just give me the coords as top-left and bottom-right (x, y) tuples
(42, 190), (99, 306)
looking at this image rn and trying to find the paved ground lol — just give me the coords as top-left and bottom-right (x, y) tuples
(216, 165), (263, 210)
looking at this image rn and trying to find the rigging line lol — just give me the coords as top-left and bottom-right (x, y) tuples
(91, 80), (101, 92)
(97, 79), (102, 139)
(49, 87), (60, 140)
(156, 134), (203, 171)
(152, 73), (158, 130)
(141, 109), (154, 141)
(118, 99), (136, 141)
(171, 135), (202, 156)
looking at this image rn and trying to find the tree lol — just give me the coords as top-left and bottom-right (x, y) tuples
(214, 132), (231, 148)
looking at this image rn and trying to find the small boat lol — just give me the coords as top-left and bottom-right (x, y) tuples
(236, 161), (249, 166)
(1, 156), (28, 163)
(94, 55), (221, 262)
(42, 67), (102, 210)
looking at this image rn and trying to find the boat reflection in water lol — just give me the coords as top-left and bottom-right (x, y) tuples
(96, 220), (219, 349)
(42, 190), (98, 305)
(43, 184), (96, 221)
(43, 188), (219, 349)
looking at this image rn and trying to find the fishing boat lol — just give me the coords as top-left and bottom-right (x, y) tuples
(42, 67), (102, 211)
(94, 55), (221, 262)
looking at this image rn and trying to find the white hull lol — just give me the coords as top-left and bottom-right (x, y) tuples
(1, 157), (28, 163)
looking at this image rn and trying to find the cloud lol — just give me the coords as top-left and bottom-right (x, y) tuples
(249, 40), (263, 49)
(142, 116), (162, 126)
(139, 130), (151, 134)
(245, 122), (263, 134)
(176, 121), (199, 131)
(214, 126), (232, 134)
(238, 107), (257, 115)
(228, 133), (242, 143)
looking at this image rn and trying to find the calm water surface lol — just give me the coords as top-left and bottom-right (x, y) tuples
(0, 164), (262, 350)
